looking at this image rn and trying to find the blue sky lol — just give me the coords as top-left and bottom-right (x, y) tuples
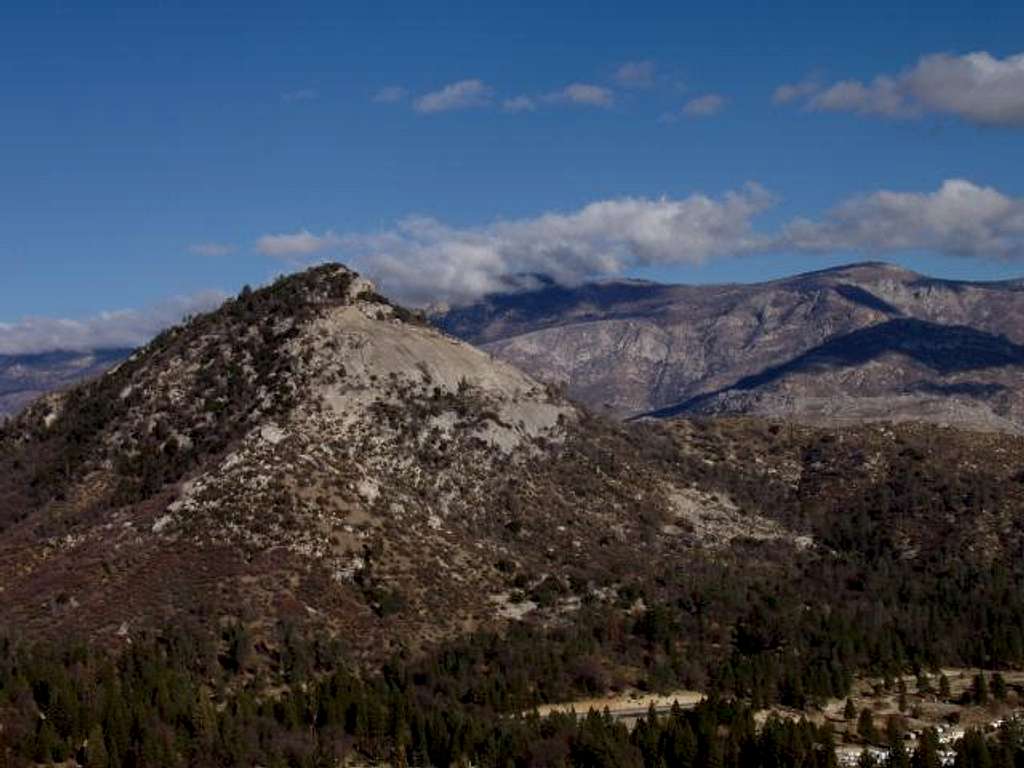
(2, 0), (1024, 350)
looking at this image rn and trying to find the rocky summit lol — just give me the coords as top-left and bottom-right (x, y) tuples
(437, 262), (1024, 431)
(0, 266), (576, 653)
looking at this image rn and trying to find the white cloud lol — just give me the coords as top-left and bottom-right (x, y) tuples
(781, 51), (1024, 126)
(14, 179), (1020, 354)
(414, 79), (493, 114)
(256, 229), (342, 258)
(0, 291), (226, 355)
(502, 95), (537, 113)
(373, 86), (407, 104)
(810, 77), (911, 117)
(281, 88), (319, 103)
(255, 180), (1024, 306)
(548, 83), (615, 108)
(777, 179), (1024, 259)
(261, 185), (775, 304)
(682, 93), (726, 117)
(904, 52), (1024, 125)
(772, 77), (821, 105)
(614, 60), (656, 88)
(188, 242), (235, 257)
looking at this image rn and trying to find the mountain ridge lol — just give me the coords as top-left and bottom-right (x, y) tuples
(436, 261), (1024, 430)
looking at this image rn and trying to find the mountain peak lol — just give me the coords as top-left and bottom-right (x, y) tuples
(787, 260), (921, 283)
(0, 262), (577, 648)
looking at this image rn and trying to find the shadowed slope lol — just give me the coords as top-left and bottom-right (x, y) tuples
(644, 319), (1024, 419)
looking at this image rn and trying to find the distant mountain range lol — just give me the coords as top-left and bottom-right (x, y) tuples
(0, 349), (131, 420)
(436, 262), (1024, 432)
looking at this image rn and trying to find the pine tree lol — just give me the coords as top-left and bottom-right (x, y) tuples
(190, 687), (217, 748)
(939, 674), (951, 701)
(858, 709), (877, 743)
(33, 720), (56, 765)
(911, 728), (940, 768)
(957, 729), (992, 768)
(85, 724), (110, 768)
(991, 673), (1007, 702)
(886, 717), (909, 768)
(973, 673), (990, 705)
(916, 673), (932, 695)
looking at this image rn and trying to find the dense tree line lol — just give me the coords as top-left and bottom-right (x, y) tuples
(0, 624), (846, 768)
(2, 568), (1024, 768)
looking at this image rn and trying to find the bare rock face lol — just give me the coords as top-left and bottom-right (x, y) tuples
(436, 263), (1024, 431)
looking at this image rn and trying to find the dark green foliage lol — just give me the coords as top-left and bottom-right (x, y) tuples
(971, 673), (989, 705)
(912, 728), (941, 768)
(990, 672), (1007, 702)
(858, 708), (877, 743)
(939, 674), (951, 700)
(0, 628), (843, 767)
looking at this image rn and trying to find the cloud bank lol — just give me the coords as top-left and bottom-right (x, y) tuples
(15, 180), (1023, 353)
(778, 179), (1024, 259)
(258, 185), (776, 304)
(281, 88), (319, 103)
(502, 95), (537, 113)
(772, 76), (821, 105)
(0, 291), (226, 355)
(778, 51), (1024, 126)
(259, 179), (1024, 305)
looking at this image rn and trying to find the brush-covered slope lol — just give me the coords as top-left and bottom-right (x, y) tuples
(0, 265), (584, 652)
(6, 263), (1024, 674)
(2, 264), (762, 661)
(436, 263), (1024, 431)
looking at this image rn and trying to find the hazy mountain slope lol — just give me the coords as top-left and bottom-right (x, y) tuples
(435, 262), (1024, 430)
(0, 349), (131, 420)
